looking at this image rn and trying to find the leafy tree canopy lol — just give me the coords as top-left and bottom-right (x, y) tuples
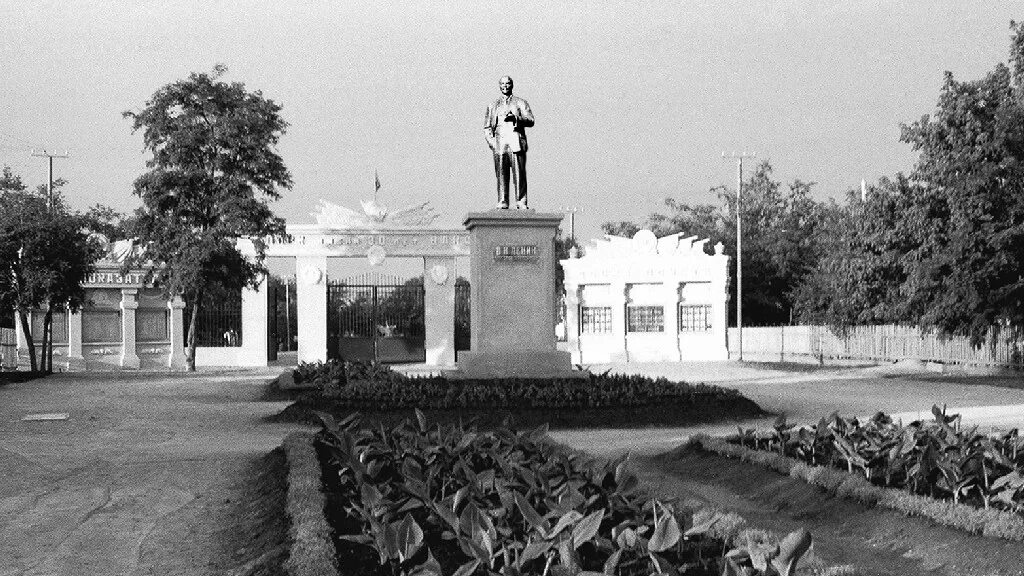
(893, 22), (1024, 341)
(124, 64), (291, 369)
(601, 162), (831, 326)
(0, 170), (110, 371)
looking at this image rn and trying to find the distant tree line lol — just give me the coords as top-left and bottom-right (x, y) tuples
(604, 23), (1024, 345)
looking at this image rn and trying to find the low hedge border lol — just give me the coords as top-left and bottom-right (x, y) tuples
(688, 434), (1024, 541)
(282, 432), (339, 576)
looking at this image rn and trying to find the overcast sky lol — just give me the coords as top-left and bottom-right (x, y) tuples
(0, 1), (1020, 242)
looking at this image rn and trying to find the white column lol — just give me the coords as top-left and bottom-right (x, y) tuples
(423, 256), (456, 366)
(120, 288), (141, 369)
(167, 296), (187, 369)
(296, 255), (329, 364)
(564, 283), (581, 364)
(664, 280), (681, 361)
(240, 275), (269, 366)
(66, 307), (86, 370)
(712, 244), (730, 360)
(611, 282), (628, 362)
(15, 311), (28, 367)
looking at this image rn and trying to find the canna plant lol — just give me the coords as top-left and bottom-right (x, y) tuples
(726, 405), (1024, 518)
(316, 410), (811, 576)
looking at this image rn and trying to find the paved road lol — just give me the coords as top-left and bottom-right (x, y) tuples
(550, 361), (1024, 456)
(0, 370), (303, 576)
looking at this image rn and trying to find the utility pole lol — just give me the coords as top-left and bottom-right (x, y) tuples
(30, 148), (69, 209)
(722, 151), (755, 361)
(558, 206), (581, 241)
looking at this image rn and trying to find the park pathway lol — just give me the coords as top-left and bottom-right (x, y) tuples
(0, 370), (306, 576)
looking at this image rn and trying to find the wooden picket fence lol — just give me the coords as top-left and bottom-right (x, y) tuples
(1, 327), (16, 370)
(728, 324), (1024, 368)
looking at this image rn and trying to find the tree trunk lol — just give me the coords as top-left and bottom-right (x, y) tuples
(42, 307), (53, 373)
(185, 299), (201, 372)
(17, 308), (37, 373)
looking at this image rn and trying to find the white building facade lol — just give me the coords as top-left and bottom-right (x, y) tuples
(560, 230), (730, 363)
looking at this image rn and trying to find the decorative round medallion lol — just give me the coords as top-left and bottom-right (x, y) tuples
(429, 264), (449, 285)
(632, 229), (658, 254)
(299, 264), (323, 285)
(367, 245), (387, 267)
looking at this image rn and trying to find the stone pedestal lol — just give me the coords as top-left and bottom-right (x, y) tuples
(453, 210), (585, 379)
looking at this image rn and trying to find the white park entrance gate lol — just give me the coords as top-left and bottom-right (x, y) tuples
(257, 200), (470, 366)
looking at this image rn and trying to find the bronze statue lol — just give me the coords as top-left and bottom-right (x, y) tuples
(484, 76), (534, 209)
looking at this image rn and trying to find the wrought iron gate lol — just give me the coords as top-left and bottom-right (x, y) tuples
(327, 278), (426, 363)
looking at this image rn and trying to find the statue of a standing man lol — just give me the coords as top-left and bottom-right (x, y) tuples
(485, 76), (534, 209)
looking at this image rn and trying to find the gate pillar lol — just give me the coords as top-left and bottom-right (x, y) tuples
(423, 256), (456, 366)
(296, 255), (329, 363)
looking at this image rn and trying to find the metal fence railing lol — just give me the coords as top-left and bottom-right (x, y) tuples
(183, 295), (243, 347)
(729, 325), (1024, 368)
(1, 327), (16, 370)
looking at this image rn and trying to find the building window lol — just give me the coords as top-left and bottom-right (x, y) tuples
(626, 305), (664, 333)
(679, 304), (712, 332)
(580, 306), (612, 333)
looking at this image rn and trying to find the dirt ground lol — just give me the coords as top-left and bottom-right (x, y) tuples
(551, 361), (1024, 576)
(2, 361), (1022, 575)
(638, 448), (1024, 576)
(0, 370), (305, 576)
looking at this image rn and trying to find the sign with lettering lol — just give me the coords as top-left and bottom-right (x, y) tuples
(494, 244), (539, 262)
(86, 271), (146, 285)
(265, 228), (471, 257)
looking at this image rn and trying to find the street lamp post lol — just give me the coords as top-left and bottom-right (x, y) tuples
(723, 152), (755, 361)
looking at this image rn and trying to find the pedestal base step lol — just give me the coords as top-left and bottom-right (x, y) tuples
(446, 350), (589, 380)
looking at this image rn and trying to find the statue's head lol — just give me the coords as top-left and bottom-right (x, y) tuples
(499, 76), (513, 95)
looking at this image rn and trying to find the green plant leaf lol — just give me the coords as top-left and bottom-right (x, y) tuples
(518, 539), (553, 566)
(771, 528), (812, 576)
(410, 548), (443, 576)
(452, 558), (481, 576)
(647, 510), (681, 553)
(571, 509), (604, 549)
(602, 548), (622, 575)
(395, 514), (424, 562)
(416, 408), (428, 432)
(514, 492), (549, 534)
(548, 510), (583, 539)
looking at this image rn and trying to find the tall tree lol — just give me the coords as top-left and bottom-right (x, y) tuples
(895, 22), (1024, 343)
(0, 170), (105, 372)
(602, 162), (829, 326)
(124, 65), (291, 370)
(792, 176), (915, 328)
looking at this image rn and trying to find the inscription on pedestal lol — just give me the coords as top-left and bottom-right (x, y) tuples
(493, 244), (539, 262)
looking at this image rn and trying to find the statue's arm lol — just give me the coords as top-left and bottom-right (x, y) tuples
(483, 104), (496, 149)
(517, 100), (535, 128)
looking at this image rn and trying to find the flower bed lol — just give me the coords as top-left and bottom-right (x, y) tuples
(692, 406), (1024, 540)
(276, 362), (764, 429)
(313, 411), (817, 576)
